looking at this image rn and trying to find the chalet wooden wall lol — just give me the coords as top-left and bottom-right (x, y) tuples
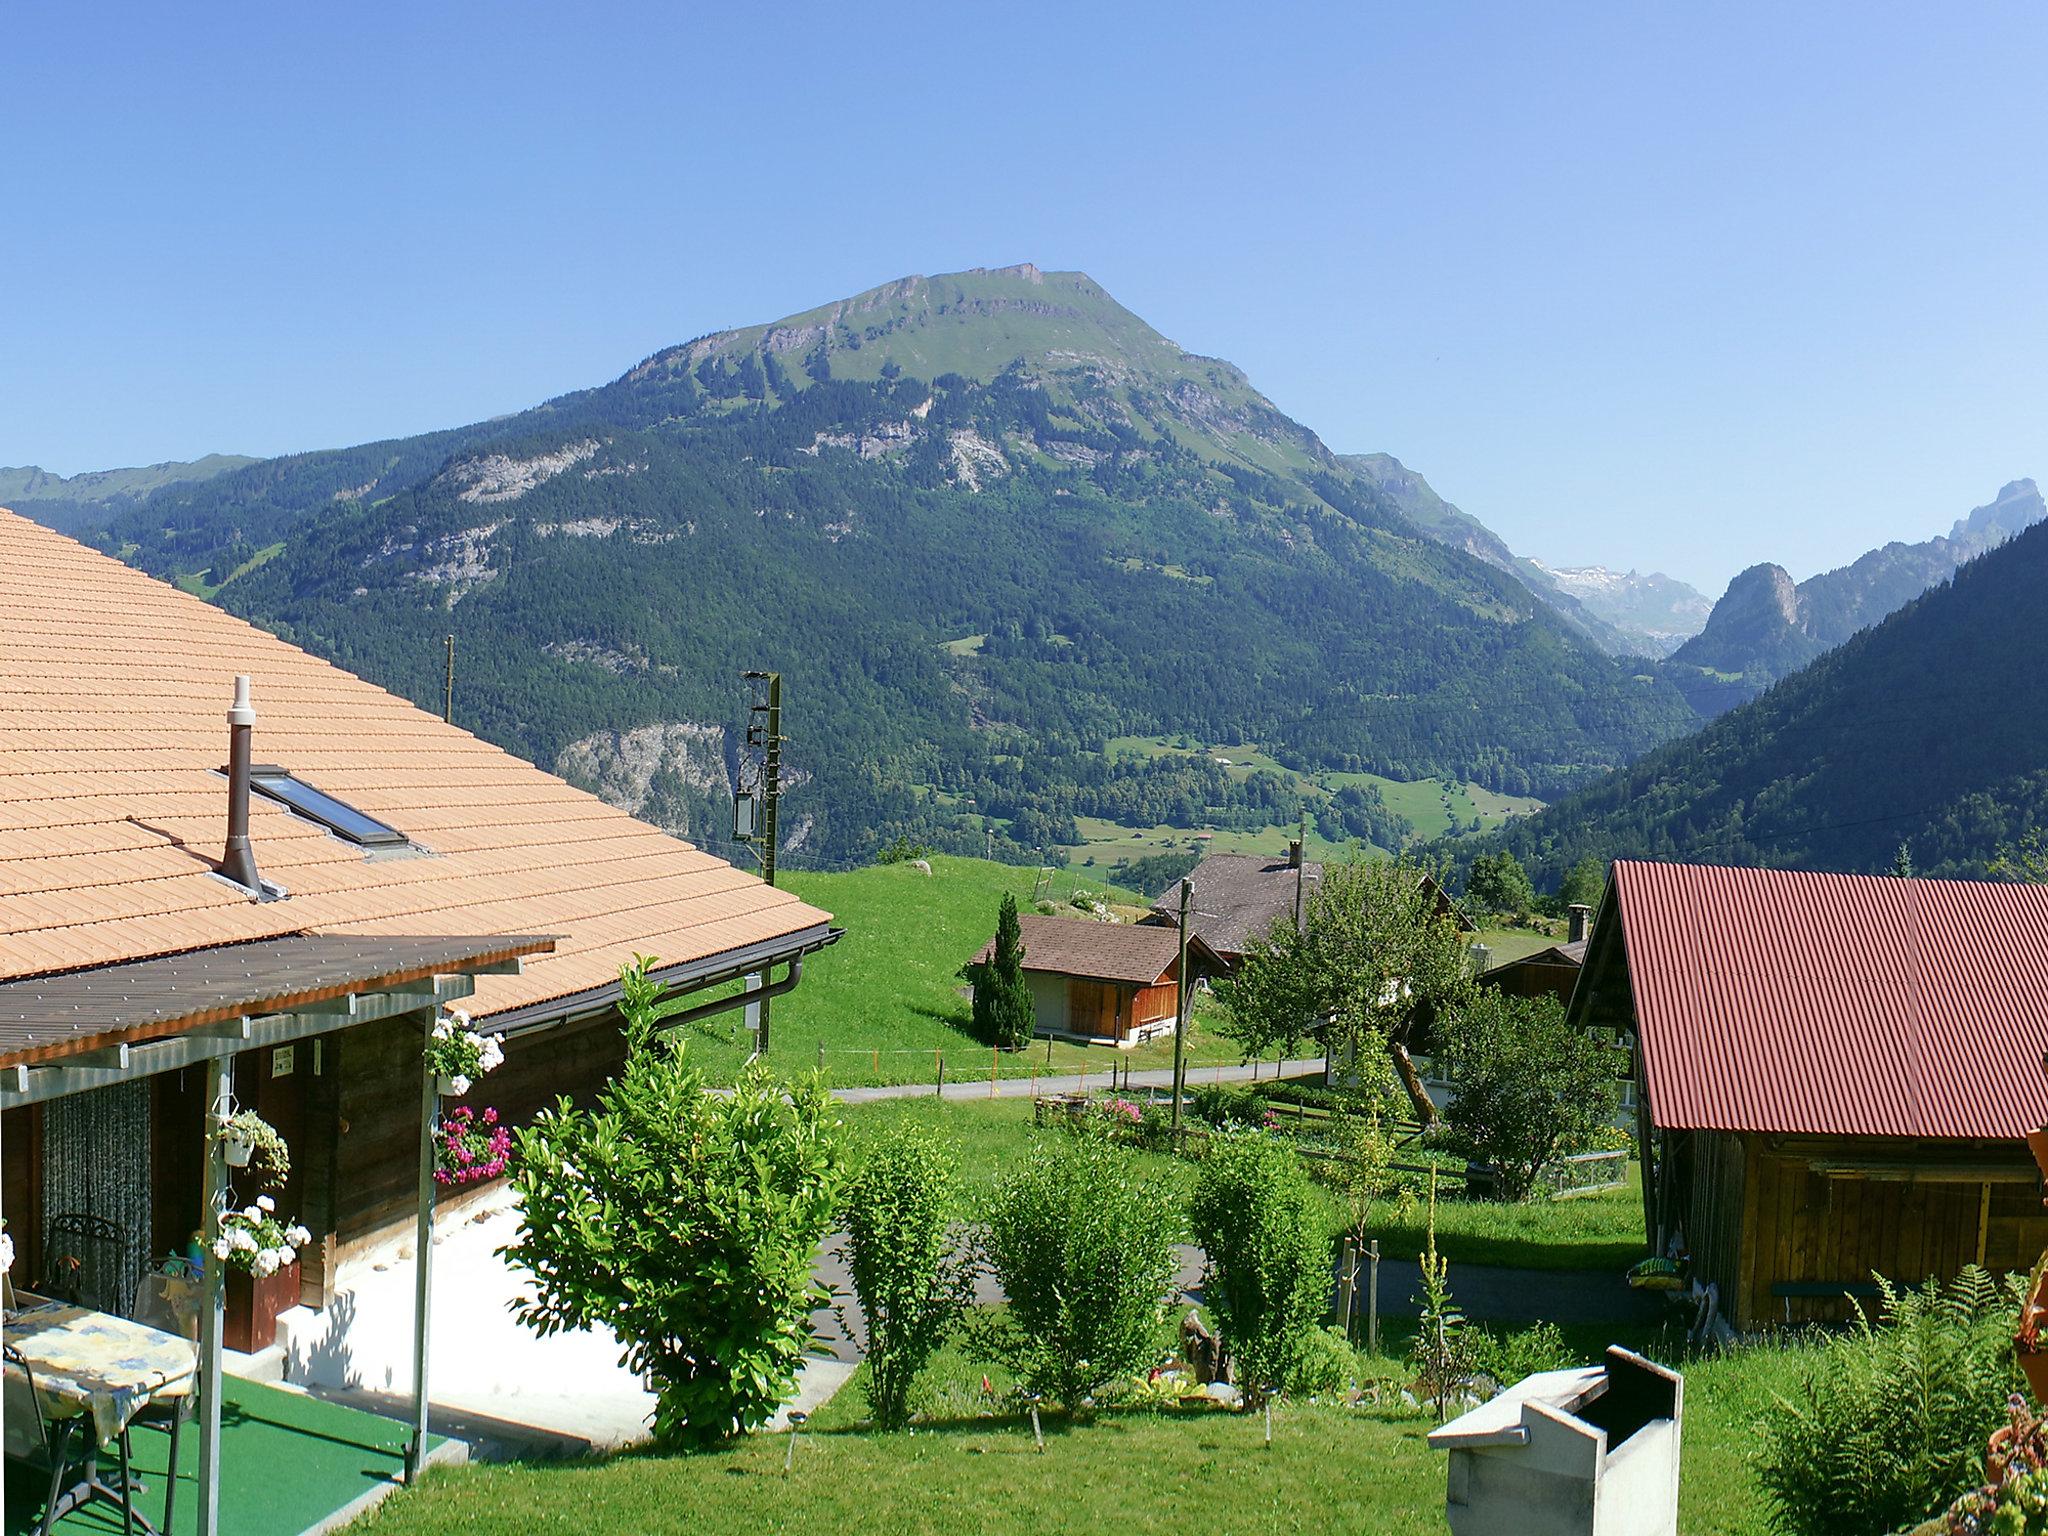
(1131, 979), (1177, 1026)
(1679, 1131), (2048, 1329)
(327, 1007), (630, 1265)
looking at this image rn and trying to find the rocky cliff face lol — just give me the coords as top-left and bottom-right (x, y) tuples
(1666, 480), (2045, 715)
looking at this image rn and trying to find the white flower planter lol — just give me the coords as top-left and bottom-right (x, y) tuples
(224, 1135), (255, 1168)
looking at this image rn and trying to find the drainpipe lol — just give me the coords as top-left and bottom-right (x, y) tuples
(220, 675), (262, 894)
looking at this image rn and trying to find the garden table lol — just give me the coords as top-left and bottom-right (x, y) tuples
(5, 1299), (198, 1533)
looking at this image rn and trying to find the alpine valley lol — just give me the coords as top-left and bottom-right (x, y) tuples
(47, 265), (1702, 874)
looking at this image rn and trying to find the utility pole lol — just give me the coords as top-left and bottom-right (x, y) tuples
(443, 634), (455, 723)
(1170, 877), (1192, 1134)
(739, 671), (784, 1053)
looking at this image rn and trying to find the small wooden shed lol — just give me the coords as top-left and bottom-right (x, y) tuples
(972, 915), (1221, 1048)
(1569, 860), (2048, 1330)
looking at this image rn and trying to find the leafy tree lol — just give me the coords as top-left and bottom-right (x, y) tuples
(1437, 992), (1618, 1201)
(1315, 1109), (1408, 1335)
(961, 893), (1035, 1049)
(1557, 855), (1606, 911)
(976, 1131), (1181, 1409)
(1220, 855), (1474, 1125)
(503, 959), (846, 1448)
(1189, 1131), (1331, 1399)
(1993, 829), (2048, 883)
(1464, 850), (1535, 916)
(841, 1126), (976, 1429)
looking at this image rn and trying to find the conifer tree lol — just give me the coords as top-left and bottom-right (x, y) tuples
(962, 892), (1036, 1049)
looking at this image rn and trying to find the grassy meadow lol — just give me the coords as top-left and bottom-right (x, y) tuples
(683, 856), (1272, 1087)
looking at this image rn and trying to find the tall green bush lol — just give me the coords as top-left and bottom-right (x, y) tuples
(1188, 1130), (1331, 1400)
(1755, 1267), (2025, 1536)
(1438, 991), (1618, 1201)
(503, 960), (847, 1449)
(842, 1126), (975, 1429)
(961, 892), (1035, 1049)
(978, 1131), (1181, 1409)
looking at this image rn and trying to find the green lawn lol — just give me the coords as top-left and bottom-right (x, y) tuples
(684, 856), (1266, 1087)
(352, 1309), (1810, 1536)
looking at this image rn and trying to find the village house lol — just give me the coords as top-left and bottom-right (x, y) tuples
(1144, 843), (1473, 969)
(1473, 903), (1595, 1007)
(970, 914), (1221, 1047)
(0, 508), (837, 1364)
(1568, 859), (2048, 1331)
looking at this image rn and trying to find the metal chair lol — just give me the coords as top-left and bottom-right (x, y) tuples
(3, 1341), (98, 1536)
(126, 1263), (201, 1536)
(41, 1212), (131, 1314)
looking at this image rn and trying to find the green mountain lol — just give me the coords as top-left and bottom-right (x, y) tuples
(0, 454), (257, 535)
(1478, 511), (2048, 883)
(1663, 478), (2044, 713)
(1342, 453), (1708, 657)
(58, 265), (1698, 870)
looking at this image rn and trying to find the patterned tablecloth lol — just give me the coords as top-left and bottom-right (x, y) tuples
(5, 1301), (198, 1444)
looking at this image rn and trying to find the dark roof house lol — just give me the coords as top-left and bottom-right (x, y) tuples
(1476, 904), (1595, 1006)
(1569, 859), (2048, 1329)
(1147, 846), (1472, 963)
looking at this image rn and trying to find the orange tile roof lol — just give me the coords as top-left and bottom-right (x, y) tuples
(0, 509), (832, 1019)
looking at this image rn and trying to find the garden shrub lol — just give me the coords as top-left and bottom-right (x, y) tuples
(1755, 1266), (2026, 1536)
(1189, 1130), (1333, 1400)
(1290, 1325), (1360, 1397)
(842, 1126), (976, 1430)
(977, 1131), (1182, 1409)
(503, 960), (847, 1449)
(1466, 1320), (1574, 1387)
(1191, 1082), (1267, 1129)
(1437, 991), (1618, 1201)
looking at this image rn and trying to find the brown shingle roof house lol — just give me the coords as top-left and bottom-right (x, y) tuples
(1147, 846), (1473, 964)
(0, 507), (836, 1307)
(971, 914), (1222, 1047)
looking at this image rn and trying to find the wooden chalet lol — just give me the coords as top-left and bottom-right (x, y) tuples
(1476, 904), (1594, 1007)
(0, 508), (837, 1340)
(1569, 859), (2048, 1330)
(1145, 844), (1473, 968)
(972, 915), (1221, 1047)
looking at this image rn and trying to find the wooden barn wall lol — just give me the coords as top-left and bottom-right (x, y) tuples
(1131, 980), (1177, 1025)
(329, 1006), (630, 1261)
(1733, 1139), (2048, 1329)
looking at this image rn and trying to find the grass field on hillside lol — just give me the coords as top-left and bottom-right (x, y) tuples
(683, 857), (1268, 1087)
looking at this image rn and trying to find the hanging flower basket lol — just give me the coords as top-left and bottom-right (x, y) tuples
(424, 1009), (504, 1099)
(214, 1109), (290, 1187)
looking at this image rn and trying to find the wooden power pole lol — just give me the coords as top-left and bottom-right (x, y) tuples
(1171, 877), (1192, 1133)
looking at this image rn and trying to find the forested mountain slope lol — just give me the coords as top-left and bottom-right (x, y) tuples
(0, 454), (255, 536)
(61, 265), (1697, 869)
(1477, 514), (2048, 882)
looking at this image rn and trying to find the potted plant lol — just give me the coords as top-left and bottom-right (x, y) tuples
(211, 1196), (312, 1352)
(434, 1105), (513, 1188)
(216, 1109), (290, 1188)
(424, 1008), (505, 1098)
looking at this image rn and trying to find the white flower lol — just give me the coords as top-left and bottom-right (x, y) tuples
(449, 1074), (471, 1097)
(256, 1195), (275, 1213)
(211, 1239), (231, 1262)
(230, 1227), (257, 1252)
(252, 1249), (279, 1278)
(278, 1246), (296, 1265)
(242, 1205), (261, 1221)
(0, 1231), (16, 1275)
(287, 1225), (311, 1246)
(447, 1006), (471, 1029)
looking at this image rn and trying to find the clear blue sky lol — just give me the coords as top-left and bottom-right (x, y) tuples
(6, 1), (2045, 593)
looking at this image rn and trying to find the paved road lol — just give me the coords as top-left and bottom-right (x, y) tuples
(830, 1057), (1328, 1104)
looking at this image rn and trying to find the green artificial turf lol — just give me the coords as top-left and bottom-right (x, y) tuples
(10, 1376), (431, 1536)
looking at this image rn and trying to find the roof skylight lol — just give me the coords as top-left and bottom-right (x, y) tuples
(249, 767), (408, 848)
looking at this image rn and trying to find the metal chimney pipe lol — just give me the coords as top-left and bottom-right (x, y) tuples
(221, 675), (262, 894)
